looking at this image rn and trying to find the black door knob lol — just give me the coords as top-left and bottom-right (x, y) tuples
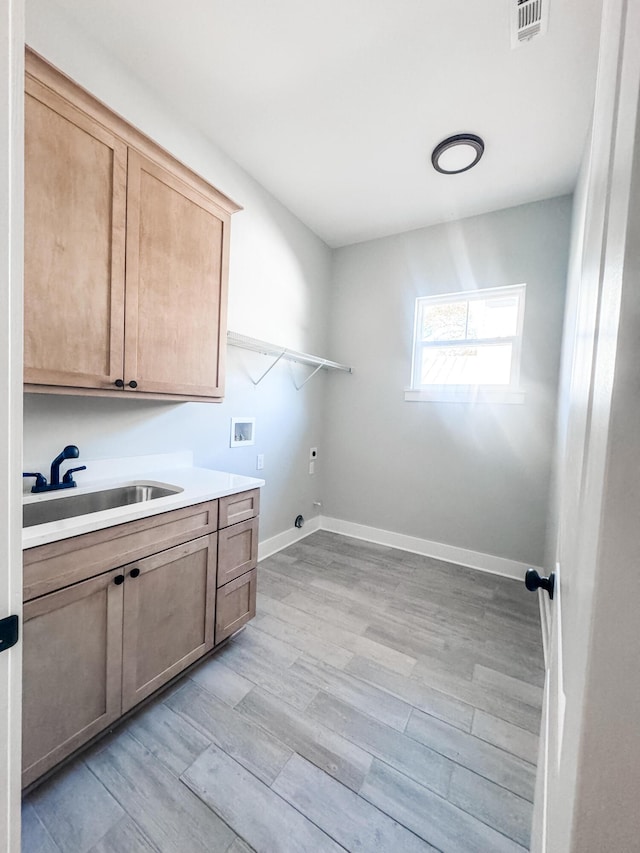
(114, 575), (125, 585)
(525, 569), (555, 600)
(114, 379), (125, 388)
(129, 568), (140, 578)
(127, 380), (138, 389)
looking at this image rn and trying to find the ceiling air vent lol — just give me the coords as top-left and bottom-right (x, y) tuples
(511, 0), (548, 48)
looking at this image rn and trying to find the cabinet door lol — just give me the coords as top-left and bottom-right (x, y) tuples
(22, 568), (124, 788)
(24, 75), (127, 390)
(122, 535), (216, 712)
(216, 569), (257, 645)
(124, 150), (230, 398)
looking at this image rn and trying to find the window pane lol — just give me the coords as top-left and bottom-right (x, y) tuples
(467, 295), (519, 340)
(420, 343), (513, 386)
(421, 301), (467, 342)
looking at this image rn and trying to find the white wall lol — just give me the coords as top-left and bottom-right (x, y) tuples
(24, 0), (332, 542)
(324, 197), (572, 567)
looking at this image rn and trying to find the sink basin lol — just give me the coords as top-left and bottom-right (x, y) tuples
(23, 483), (183, 528)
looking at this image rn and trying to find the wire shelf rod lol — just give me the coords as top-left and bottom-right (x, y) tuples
(227, 331), (352, 381)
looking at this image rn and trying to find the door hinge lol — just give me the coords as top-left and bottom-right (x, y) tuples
(0, 615), (19, 652)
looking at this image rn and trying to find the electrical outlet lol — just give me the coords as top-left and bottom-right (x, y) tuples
(309, 447), (318, 460)
(309, 460), (315, 475)
(256, 454), (264, 470)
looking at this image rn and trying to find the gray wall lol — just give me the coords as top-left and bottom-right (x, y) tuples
(24, 0), (331, 542)
(324, 197), (572, 566)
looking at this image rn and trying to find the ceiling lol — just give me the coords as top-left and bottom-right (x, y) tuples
(46, 0), (603, 247)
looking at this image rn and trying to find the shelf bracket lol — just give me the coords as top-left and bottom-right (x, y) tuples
(294, 361), (326, 391)
(252, 349), (287, 386)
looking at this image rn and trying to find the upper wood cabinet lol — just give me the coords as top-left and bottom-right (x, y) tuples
(24, 49), (240, 402)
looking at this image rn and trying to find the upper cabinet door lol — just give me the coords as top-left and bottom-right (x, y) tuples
(24, 76), (127, 389)
(124, 150), (230, 398)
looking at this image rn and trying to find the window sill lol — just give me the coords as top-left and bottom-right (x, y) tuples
(404, 388), (526, 404)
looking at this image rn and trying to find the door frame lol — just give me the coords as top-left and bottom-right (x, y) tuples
(0, 0), (24, 850)
(532, 0), (640, 848)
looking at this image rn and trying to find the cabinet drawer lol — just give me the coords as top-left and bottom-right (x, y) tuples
(217, 517), (258, 587)
(24, 500), (218, 601)
(215, 569), (257, 645)
(218, 488), (260, 528)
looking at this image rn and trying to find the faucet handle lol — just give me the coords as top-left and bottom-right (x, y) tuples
(62, 466), (86, 485)
(23, 472), (47, 490)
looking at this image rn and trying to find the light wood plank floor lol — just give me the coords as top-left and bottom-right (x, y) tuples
(22, 531), (544, 853)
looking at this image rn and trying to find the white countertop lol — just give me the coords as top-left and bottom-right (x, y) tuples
(23, 451), (265, 550)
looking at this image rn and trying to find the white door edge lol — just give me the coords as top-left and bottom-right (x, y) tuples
(0, 1), (24, 850)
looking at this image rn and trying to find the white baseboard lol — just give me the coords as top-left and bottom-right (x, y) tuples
(319, 516), (539, 581)
(259, 514), (539, 581)
(257, 515), (321, 562)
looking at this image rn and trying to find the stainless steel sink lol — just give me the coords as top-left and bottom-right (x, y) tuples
(23, 483), (183, 528)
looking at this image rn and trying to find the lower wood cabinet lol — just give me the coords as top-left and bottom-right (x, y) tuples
(122, 535), (216, 712)
(22, 567), (124, 788)
(215, 568), (257, 645)
(22, 491), (260, 788)
(22, 533), (217, 788)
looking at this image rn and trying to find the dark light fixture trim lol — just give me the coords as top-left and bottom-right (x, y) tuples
(431, 133), (485, 174)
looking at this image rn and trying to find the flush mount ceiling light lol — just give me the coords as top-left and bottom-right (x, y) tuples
(431, 133), (485, 174)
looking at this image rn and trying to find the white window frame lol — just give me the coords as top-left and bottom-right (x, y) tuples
(405, 284), (526, 403)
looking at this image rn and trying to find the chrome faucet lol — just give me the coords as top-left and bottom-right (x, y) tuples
(23, 445), (87, 493)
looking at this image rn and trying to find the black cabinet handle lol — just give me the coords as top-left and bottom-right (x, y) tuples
(130, 568), (140, 578)
(114, 379), (124, 388)
(127, 380), (138, 389)
(525, 569), (555, 600)
(114, 575), (125, 585)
